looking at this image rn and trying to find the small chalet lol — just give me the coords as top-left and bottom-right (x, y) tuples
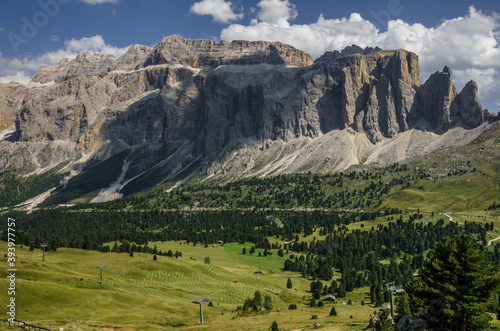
(324, 294), (336, 302)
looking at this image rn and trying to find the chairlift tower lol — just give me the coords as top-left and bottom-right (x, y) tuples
(97, 265), (107, 284)
(385, 281), (402, 320)
(192, 296), (209, 325)
(40, 243), (48, 261)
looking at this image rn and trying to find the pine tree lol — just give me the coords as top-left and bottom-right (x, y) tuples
(329, 306), (337, 316)
(242, 298), (252, 311)
(395, 291), (410, 322)
(286, 278), (293, 289)
(407, 235), (500, 330)
(375, 310), (393, 331)
(204, 256), (210, 264)
(253, 291), (262, 307)
(271, 321), (279, 331)
(264, 295), (273, 311)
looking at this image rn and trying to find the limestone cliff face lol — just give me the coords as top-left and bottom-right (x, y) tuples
(6, 37), (493, 190)
(144, 36), (313, 69)
(0, 83), (26, 129)
(338, 50), (421, 142)
(416, 66), (457, 131)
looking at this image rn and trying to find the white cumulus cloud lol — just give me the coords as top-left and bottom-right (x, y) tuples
(454, 68), (500, 111)
(255, 0), (297, 27)
(190, 0), (243, 23)
(221, 5), (500, 110)
(0, 35), (129, 84)
(0, 71), (32, 84)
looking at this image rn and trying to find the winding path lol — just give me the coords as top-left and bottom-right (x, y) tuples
(488, 235), (500, 246)
(444, 212), (463, 225)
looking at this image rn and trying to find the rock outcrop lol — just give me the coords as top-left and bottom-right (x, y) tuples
(395, 314), (428, 331)
(0, 82), (26, 129)
(452, 80), (485, 127)
(315, 45), (382, 63)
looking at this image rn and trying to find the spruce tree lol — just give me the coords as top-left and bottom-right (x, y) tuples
(375, 310), (393, 331)
(286, 278), (293, 289)
(253, 291), (262, 307)
(264, 295), (273, 311)
(407, 235), (500, 330)
(395, 291), (410, 322)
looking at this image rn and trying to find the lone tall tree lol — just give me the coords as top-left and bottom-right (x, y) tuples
(376, 310), (393, 331)
(395, 291), (411, 323)
(406, 235), (500, 330)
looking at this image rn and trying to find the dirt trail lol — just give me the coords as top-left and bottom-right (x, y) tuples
(488, 235), (500, 246)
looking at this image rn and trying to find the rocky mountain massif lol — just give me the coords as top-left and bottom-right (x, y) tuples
(0, 36), (498, 205)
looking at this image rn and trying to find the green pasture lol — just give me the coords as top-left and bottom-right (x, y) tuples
(0, 241), (380, 330)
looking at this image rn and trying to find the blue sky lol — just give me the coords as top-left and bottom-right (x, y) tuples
(1, 0), (499, 110)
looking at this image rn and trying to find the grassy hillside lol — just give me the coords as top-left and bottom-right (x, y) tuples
(0, 241), (379, 331)
(121, 148), (499, 215)
(100, 124), (499, 214)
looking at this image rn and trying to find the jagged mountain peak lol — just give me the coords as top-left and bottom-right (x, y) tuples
(315, 44), (383, 63)
(32, 52), (118, 84)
